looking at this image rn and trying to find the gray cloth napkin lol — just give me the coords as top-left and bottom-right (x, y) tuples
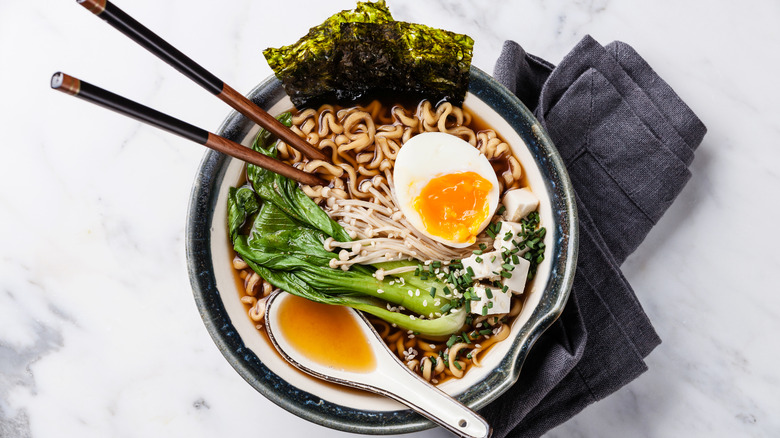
(483, 35), (706, 437)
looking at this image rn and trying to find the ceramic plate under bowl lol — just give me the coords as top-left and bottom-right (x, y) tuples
(186, 66), (578, 434)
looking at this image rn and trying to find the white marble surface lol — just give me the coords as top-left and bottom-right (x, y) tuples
(1, 0), (779, 436)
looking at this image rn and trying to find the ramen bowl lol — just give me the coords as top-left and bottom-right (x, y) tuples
(186, 66), (578, 434)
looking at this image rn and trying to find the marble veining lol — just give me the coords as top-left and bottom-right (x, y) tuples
(1, 0), (779, 437)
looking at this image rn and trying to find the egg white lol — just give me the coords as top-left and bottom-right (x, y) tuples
(393, 132), (500, 248)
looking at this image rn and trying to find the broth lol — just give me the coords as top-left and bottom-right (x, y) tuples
(276, 294), (376, 373)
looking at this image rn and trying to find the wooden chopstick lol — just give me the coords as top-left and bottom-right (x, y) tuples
(75, 0), (329, 163)
(51, 72), (325, 187)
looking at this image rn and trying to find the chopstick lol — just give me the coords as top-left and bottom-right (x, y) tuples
(75, 0), (328, 163)
(51, 72), (325, 187)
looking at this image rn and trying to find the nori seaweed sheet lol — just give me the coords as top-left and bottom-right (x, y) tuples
(263, 1), (473, 108)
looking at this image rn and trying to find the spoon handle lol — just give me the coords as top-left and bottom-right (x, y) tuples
(378, 368), (491, 438)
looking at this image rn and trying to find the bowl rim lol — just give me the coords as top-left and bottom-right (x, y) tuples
(185, 66), (578, 434)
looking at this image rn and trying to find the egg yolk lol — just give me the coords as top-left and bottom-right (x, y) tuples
(412, 171), (493, 244)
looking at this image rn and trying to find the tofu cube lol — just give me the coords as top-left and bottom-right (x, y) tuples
(501, 188), (539, 222)
(461, 251), (503, 280)
(469, 283), (512, 315)
(492, 221), (524, 253)
(502, 256), (531, 295)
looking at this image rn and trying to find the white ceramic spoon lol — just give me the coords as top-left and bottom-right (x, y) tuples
(264, 291), (492, 438)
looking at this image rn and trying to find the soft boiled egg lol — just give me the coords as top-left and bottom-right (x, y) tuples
(393, 132), (500, 248)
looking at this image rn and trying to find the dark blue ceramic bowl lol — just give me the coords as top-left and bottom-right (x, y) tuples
(186, 66), (578, 434)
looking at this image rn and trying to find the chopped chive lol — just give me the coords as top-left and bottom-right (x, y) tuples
(446, 335), (458, 348)
(440, 303), (452, 313)
(473, 249), (483, 255)
(481, 306), (488, 316)
(502, 263), (514, 271)
(479, 329), (492, 336)
(453, 361), (462, 370)
(461, 333), (470, 343)
(497, 205), (506, 215)
(487, 301), (493, 309)
(491, 255), (497, 263)
(429, 287), (436, 298)
(502, 285), (509, 293)
(479, 243), (487, 251)
(512, 254), (520, 264)
(432, 261), (441, 268)
(475, 256), (483, 263)
(466, 266), (475, 276)
(443, 286), (451, 295)
(500, 270), (513, 278)
(503, 231), (513, 241)
(485, 289), (493, 299)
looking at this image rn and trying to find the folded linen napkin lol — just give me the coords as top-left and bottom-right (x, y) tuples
(483, 35), (706, 437)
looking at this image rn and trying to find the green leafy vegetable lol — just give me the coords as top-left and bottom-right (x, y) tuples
(263, 0), (473, 107)
(246, 112), (351, 242)
(227, 185), (260, 242)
